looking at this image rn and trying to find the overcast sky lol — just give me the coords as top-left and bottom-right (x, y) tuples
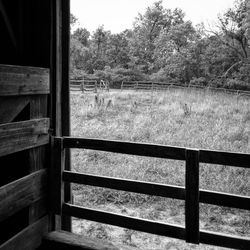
(71, 0), (235, 34)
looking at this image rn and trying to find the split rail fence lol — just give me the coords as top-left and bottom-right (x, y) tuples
(51, 136), (250, 250)
(121, 81), (250, 97)
(70, 80), (109, 93)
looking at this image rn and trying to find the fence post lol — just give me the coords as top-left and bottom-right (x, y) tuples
(185, 148), (200, 244)
(121, 81), (124, 91)
(94, 81), (97, 93)
(50, 137), (65, 230)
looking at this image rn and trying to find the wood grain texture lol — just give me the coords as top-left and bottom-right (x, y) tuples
(0, 64), (49, 96)
(28, 95), (48, 223)
(0, 118), (50, 157)
(0, 216), (48, 250)
(0, 169), (47, 222)
(41, 230), (122, 250)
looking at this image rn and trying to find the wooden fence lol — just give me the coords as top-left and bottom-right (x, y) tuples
(121, 81), (250, 97)
(70, 80), (109, 93)
(51, 136), (250, 249)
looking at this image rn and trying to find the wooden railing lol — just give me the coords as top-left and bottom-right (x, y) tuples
(120, 81), (250, 97)
(52, 137), (250, 249)
(70, 80), (109, 93)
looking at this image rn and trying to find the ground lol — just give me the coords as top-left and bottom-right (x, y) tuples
(70, 88), (250, 249)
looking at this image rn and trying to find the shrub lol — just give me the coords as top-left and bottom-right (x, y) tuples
(190, 77), (208, 86)
(224, 78), (250, 91)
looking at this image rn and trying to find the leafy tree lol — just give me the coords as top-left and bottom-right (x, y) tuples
(72, 28), (90, 46)
(129, 1), (185, 73)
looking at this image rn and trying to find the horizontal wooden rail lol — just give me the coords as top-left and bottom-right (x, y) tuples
(200, 149), (250, 168)
(63, 203), (185, 240)
(63, 203), (250, 249)
(200, 230), (250, 250)
(63, 137), (186, 161)
(0, 118), (50, 157)
(0, 169), (47, 222)
(0, 64), (50, 96)
(200, 190), (250, 210)
(63, 171), (185, 200)
(63, 171), (250, 211)
(62, 137), (250, 168)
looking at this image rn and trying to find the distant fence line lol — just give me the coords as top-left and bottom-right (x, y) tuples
(120, 81), (250, 97)
(70, 80), (109, 93)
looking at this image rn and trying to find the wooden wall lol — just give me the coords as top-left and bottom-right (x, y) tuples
(0, 0), (69, 249)
(0, 65), (50, 249)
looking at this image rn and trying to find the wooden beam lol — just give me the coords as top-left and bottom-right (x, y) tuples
(63, 137), (250, 168)
(63, 137), (186, 161)
(0, 118), (50, 157)
(200, 230), (250, 250)
(200, 189), (250, 211)
(50, 137), (64, 215)
(0, 64), (49, 96)
(63, 203), (185, 240)
(63, 171), (185, 200)
(41, 230), (123, 250)
(185, 149), (200, 244)
(0, 216), (48, 250)
(200, 149), (250, 168)
(0, 169), (47, 222)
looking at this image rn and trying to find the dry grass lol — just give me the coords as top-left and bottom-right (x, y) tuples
(70, 89), (250, 249)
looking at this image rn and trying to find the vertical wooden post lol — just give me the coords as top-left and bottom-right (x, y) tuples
(61, 0), (72, 232)
(121, 81), (124, 91)
(185, 149), (200, 244)
(50, 137), (64, 229)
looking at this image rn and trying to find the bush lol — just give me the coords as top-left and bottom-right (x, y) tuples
(224, 78), (250, 91)
(190, 77), (208, 86)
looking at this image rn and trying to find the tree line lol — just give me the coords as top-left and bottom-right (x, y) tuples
(70, 0), (250, 90)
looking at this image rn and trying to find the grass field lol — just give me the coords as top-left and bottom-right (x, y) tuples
(70, 89), (250, 249)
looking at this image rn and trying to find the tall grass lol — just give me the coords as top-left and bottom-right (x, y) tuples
(70, 89), (250, 249)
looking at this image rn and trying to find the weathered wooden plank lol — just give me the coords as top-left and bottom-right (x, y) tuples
(0, 96), (30, 123)
(63, 137), (186, 161)
(0, 118), (50, 157)
(62, 203), (185, 240)
(185, 149), (200, 244)
(0, 169), (47, 222)
(63, 171), (185, 200)
(41, 230), (122, 250)
(0, 64), (50, 96)
(0, 216), (48, 250)
(200, 230), (250, 250)
(28, 95), (48, 223)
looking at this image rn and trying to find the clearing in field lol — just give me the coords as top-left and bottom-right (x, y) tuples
(70, 88), (250, 249)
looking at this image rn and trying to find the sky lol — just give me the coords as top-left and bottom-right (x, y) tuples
(71, 0), (236, 34)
